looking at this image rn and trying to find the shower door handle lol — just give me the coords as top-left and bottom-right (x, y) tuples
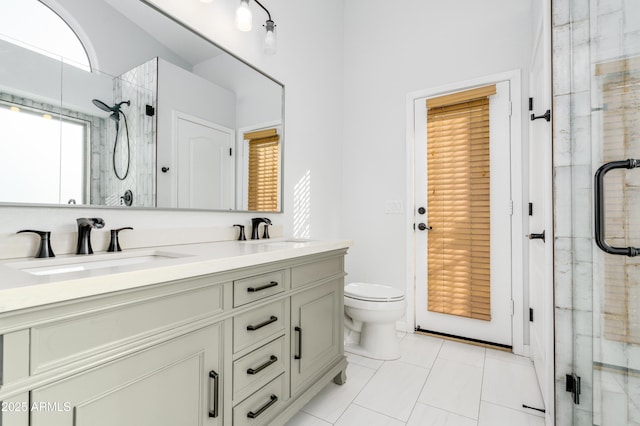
(594, 159), (640, 256)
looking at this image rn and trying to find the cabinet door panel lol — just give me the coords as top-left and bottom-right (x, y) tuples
(290, 279), (341, 395)
(31, 323), (224, 426)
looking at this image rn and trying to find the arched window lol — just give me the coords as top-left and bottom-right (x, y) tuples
(0, 0), (91, 71)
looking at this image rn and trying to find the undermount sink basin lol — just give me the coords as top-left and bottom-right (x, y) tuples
(241, 238), (313, 245)
(8, 251), (186, 276)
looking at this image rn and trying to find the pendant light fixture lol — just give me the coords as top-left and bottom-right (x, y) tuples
(235, 0), (277, 55)
(235, 0), (252, 32)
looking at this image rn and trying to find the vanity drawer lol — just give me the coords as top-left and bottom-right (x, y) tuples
(233, 270), (286, 307)
(233, 336), (286, 402)
(233, 374), (286, 426)
(30, 280), (226, 374)
(233, 300), (285, 353)
(291, 255), (344, 288)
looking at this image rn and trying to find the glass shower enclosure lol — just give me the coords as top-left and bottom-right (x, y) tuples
(553, 0), (640, 424)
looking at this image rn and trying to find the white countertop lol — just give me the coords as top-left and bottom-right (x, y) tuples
(0, 238), (352, 314)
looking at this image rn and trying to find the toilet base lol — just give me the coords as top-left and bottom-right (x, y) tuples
(344, 322), (401, 360)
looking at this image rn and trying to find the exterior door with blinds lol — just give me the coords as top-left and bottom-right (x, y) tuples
(414, 80), (512, 346)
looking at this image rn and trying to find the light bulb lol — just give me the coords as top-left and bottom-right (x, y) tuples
(236, 0), (252, 32)
(264, 20), (276, 55)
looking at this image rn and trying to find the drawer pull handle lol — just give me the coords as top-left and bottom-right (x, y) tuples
(247, 355), (278, 375)
(208, 370), (219, 418)
(247, 315), (278, 331)
(294, 326), (302, 360)
(247, 394), (278, 419)
(247, 281), (279, 292)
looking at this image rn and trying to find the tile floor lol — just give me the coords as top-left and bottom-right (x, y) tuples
(285, 333), (546, 426)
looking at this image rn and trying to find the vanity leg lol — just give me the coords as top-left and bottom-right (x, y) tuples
(333, 369), (347, 385)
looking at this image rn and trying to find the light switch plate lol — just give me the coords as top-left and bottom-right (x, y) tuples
(384, 200), (404, 214)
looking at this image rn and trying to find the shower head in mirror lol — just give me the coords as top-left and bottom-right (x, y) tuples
(92, 99), (130, 122)
(92, 98), (112, 112)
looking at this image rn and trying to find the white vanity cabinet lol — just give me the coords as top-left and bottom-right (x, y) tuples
(30, 323), (225, 426)
(290, 279), (343, 396)
(0, 247), (348, 426)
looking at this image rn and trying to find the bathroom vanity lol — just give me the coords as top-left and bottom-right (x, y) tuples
(0, 239), (350, 425)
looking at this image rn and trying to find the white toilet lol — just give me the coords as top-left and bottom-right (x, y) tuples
(343, 282), (406, 360)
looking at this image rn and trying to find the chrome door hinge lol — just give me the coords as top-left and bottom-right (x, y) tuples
(508, 200), (514, 215)
(510, 300), (515, 316)
(508, 101), (513, 117)
(566, 373), (581, 405)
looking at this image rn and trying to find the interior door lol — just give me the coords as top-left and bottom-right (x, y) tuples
(176, 115), (234, 209)
(414, 80), (513, 347)
(528, 0), (554, 421)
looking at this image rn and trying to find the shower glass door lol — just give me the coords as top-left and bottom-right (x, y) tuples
(554, 0), (640, 424)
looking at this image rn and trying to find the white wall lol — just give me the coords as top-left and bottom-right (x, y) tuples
(47, 0), (190, 75)
(341, 0), (533, 299)
(0, 0), (344, 259)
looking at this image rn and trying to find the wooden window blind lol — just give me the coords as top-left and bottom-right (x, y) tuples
(246, 128), (280, 212)
(426, 84), (495, 321)
(596, 57), (640, 344)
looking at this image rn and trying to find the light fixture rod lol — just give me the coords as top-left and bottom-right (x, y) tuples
(253, 0), (271, 21)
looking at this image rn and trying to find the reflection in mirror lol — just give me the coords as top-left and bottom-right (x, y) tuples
(0, 0), (283, 212)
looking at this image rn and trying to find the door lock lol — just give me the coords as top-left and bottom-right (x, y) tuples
(417, 223), (432, 231)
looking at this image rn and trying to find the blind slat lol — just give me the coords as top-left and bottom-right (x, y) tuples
(426, 94), (492, 321)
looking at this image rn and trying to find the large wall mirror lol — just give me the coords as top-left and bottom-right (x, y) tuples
(0, 0), (284, 212)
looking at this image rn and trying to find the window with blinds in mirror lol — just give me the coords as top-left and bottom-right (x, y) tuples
(245, 128), (280, 212)
(426, 84), (496, 321)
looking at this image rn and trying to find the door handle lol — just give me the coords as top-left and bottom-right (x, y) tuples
(294, 326), (302, 360)
(594, 159), (640, 256)
(417, 223), (432, 231)
(208, 370), (219, 418)
(527, 231), (545, 242)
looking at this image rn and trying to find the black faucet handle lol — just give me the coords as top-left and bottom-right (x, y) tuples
(91, 218), (106, 229)
(17, 229), (55, 258)
(233, 224), (247, 241)
(262, 223), (270, 239)
(108, 227), (133, 252)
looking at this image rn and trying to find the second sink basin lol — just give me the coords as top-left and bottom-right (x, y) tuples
(8, 251), (187, 276)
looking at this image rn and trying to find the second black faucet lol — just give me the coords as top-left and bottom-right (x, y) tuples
(76, 217), (105, 255)
(250, 218), (272, 240)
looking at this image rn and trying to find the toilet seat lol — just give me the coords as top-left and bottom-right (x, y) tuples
(345, 282), (405, 302)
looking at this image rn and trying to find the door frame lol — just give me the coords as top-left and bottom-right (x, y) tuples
(404, 70), (526, 355)
(529, 1), (555, 421)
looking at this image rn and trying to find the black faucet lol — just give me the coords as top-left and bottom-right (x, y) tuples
(76, 217), (105, 255)
(251, 218), (272, 240)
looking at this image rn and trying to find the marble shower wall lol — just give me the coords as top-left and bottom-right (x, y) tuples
(92, 58), (157, 207)
(553, 0), (640, 424)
